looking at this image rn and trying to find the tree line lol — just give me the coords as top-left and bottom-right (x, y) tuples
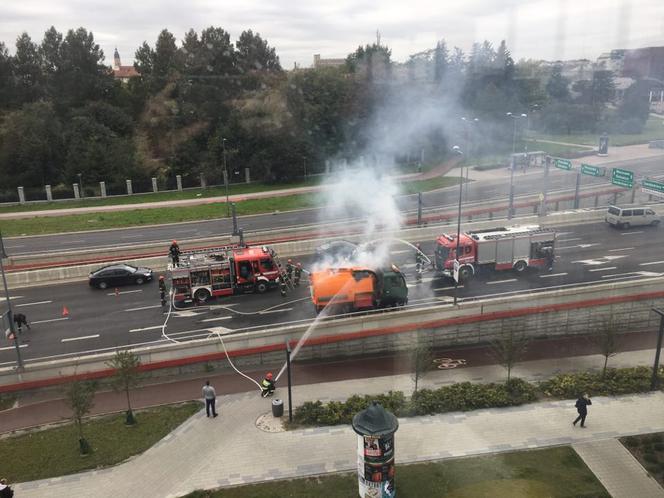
(0, 27), (651, 193)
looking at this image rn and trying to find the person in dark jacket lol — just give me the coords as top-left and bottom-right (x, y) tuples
(13, 313), (30, 333)
(159, 276), (167, 306)
(0, 478), (14, 497)
(169, 240), (181, 267)
(260, 372), (276, 397)
(573, 393), (592, 427)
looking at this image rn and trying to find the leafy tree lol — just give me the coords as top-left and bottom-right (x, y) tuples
(433, 40), (448, 83)
(0, 42), (14, 108)
(490, 325), (529, 383)
(546, 65), (570, 101)
(616, 80), (651, 133)
(346, 43), (392, 81)
(134, 41), (154, 76)
(64, 380), (97, 454)
(13, 32), (43, 104)
(411, 343), (435, 393)
(198, 27), (236, 76)
(590, 70), (616, 106)
(181, 29), (202, 74)
(593, 317), (620, 378)
(39, 26), (63, 77)
(107, 350), (142, 424)
(0, 102), (64, 188)
(236, 30), (281, 72)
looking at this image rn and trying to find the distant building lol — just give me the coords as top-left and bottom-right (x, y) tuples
(623, 46), (664, 81)
(313, 54), (346, 69)
(112, 48), (140, 82)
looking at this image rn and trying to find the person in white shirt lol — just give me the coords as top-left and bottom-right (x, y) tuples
(202, 380), (218, 418)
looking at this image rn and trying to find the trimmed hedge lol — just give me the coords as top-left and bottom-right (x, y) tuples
(290, 379), (536, 427)
(290, 367), (663, 429)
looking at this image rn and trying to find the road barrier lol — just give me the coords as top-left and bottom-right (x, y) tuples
(1, 276), (663, 394)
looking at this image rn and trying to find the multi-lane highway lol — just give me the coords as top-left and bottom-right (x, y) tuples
(3, 220), (663, 367)
(3, 155), (663, 256)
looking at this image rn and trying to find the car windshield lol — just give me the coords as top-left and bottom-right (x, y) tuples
(608, 206), (621, 215)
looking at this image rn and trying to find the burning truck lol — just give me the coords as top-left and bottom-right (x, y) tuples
(434, 225), (556, 282)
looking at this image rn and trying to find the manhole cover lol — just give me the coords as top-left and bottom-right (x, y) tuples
(256, 412), (286, 433)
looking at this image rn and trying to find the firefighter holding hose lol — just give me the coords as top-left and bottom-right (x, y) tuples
(293, 263), (302, 287)
(260, 372), (276, 397)
(415, 244), (425, 283)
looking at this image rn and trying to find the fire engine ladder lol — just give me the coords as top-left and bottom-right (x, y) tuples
(271, 252), (295, 290)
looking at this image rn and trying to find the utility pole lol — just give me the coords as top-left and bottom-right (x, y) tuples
(417, 192), (423, 226)
(573, 169), (581, 209)
(285, 339), (293, 423)
(222, 138), (229, 217)
(452, 146), (463, 306)
(540, 156), (550, 216)
(0, 232), (23, 369)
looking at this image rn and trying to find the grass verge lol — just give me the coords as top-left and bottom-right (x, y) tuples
(621, 432), (664, 487)
(184, 446), (608, 498)
(1, 401), (200, 483)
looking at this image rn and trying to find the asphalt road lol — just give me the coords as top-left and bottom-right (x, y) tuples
(3, 220), (663, 366)
(4, 156), (663, 256)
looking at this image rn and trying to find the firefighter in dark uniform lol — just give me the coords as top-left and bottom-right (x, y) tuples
(260, 372), (276, 397)
(159, 276), (167, 306)
(169, 240), (181, 267)
(279, 276), (288, 297)
(415, 244), (425, 283)
(286, 259), (294, 282)
(293, 263), (302, 287)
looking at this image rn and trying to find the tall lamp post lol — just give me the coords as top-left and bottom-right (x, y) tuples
(452, 145), (463, 306)
(222, 138), (229, 217)
(506, 112), (527, 219)
(461, 117), (479, 203)
(0, 232), (23, 369)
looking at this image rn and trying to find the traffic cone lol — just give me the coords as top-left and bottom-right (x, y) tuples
(62, 306), (69, 318)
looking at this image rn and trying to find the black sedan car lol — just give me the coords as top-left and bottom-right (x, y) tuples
(88, 264), (154, 289)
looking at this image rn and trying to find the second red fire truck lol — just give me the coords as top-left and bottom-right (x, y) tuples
(434, 225), (556, 281)
(169, 245), (283, 303)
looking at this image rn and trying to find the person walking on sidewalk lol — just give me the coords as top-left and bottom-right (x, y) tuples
(573, 393), (592, 427)
(202, 380), (218, 418)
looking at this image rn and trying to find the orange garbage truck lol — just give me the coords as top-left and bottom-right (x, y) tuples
(309, 266), (408, 314)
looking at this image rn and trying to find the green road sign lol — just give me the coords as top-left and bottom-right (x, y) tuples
(554, 158), (572, 170)
(642, 178), (664, 196)
(580, 164), (605, 177)
(611, 168), (634, 188)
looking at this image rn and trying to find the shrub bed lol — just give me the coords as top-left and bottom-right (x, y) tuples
(290, 367), (662, 429)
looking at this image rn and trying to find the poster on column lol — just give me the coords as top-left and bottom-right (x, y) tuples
(357, 434), (396, 497)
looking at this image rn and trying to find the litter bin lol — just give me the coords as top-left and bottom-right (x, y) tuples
(272, 398), (284, 418)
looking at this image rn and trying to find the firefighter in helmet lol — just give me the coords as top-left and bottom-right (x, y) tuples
(261, 372), (276, 397)
(169, 240), (181, 267)
(293, 262), (302, 287)
(286, 259), (294, 281)
(415, 243), (425, 282)
(279, 276), (288, 297)
(159, 276), (167, 306)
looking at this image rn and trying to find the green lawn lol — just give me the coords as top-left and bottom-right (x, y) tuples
(621, 432), (664, 487)
(530, 115), (664, 147)
(185, 446), (608, 498)
(2, 402), (200, 483)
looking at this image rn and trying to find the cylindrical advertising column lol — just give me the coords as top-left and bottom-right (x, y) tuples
(598, 133), (609, 156)
(352, 401), (398, 498)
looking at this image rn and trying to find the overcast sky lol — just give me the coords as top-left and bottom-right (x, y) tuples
(2, 0), (663, 69)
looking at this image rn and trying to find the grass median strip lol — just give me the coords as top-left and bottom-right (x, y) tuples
(1, 401), (200, 483)
(184, 446), (608, 498)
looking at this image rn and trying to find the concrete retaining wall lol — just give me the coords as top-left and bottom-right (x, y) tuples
(2, 276), (662, 393)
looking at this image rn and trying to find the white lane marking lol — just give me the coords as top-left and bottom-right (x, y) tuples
(487, 279), (517, 285)
(200, 316), (232, 323)
(600, 272), (637, 278)
(0, 344), (28, 351)
(61, 334), (99, 342)
(4, 245), (25, 248)
(433, 285), (464, 291)
(61, 240), (86, 244)
(621, 231), (643, 236)
(107, 289), (143, 296)
(172, 311), (205, 318)
(32, 317), (69, 324)
(539, 272), (568, 278)
(15, 300), (52, 307)
(129, 325), (164, 333)
(258, 308), (293, 315)
(125, 305), (162, 312)
(0, 296), (23, 302)
(640, 261), (664, 266)
(608, 247), (634, 252)
(558, 237), (582, 242)
(589, 267), (618, 272)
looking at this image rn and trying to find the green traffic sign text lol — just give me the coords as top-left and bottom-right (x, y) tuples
(580, 164), (605, 177)
(611, 168), (634, 188)
(554, 158), (572, 170)
(642, 178), (664, 194)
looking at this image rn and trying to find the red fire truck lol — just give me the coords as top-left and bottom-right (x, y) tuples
(433, 225), (556, 281)
(169, 245), (283, 303)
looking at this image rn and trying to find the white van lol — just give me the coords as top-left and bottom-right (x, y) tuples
(605, 205), (660, 228)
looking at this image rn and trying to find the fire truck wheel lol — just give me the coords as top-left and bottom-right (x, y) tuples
(254, 281), (268, 294)
(194, 288), (211, 303)
(514, 260), (527, 272)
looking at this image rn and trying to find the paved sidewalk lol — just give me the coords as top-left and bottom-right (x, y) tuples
(574, 439), (664, 498)
(10, 347), (664, 497)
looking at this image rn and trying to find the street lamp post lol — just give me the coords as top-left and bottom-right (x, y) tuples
(651, 308), (664, 390)
(506, 113), (527, 219)
(452, 145), (463, 306)
(0, 232), (23, 369)
(222, 138), (229, 217)
(461, 117), (479, 203)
